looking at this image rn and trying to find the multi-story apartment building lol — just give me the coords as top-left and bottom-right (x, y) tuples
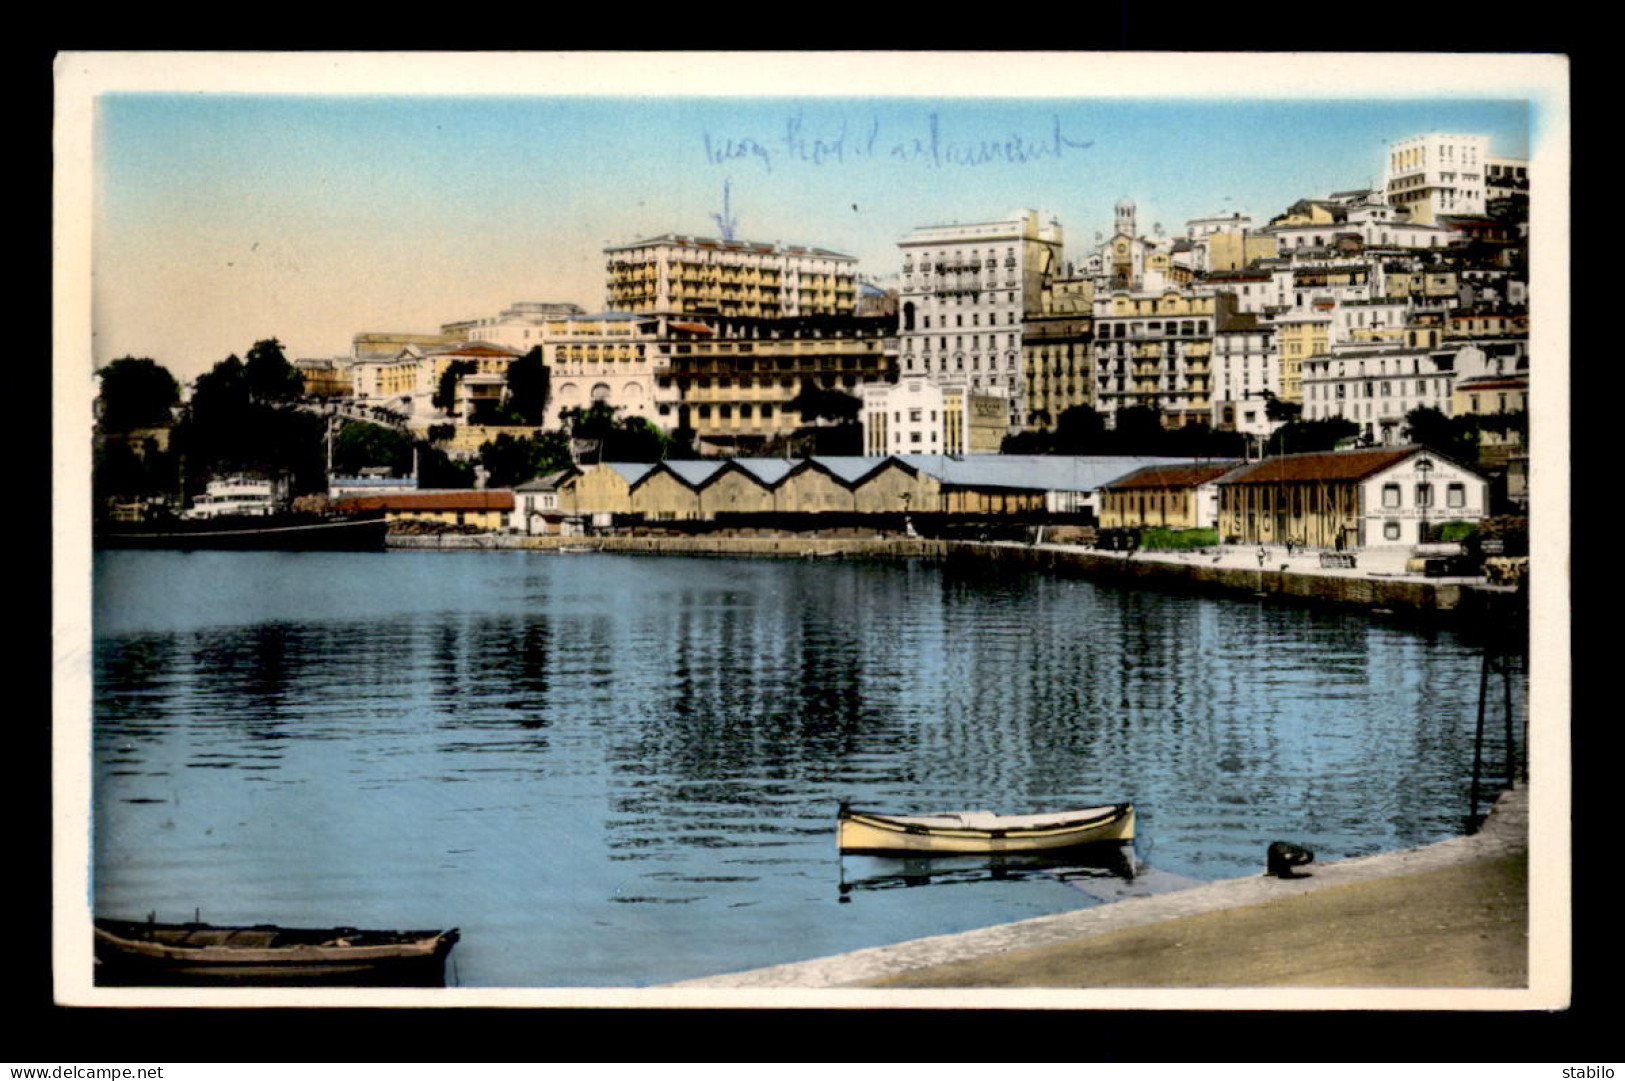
(654, 314), (895, 454)
(1486, 156), (1530, 219)
(1091, 290), (1216, 428)
(1270, 311), (1330, 406)
(1186, 212), (1278, 274)
(1385, 133), (1490, 225)
(896, 209), (1063, 428)
(1331, 299), (1413, 346)
(1020, 277), (1093, 428)
(1299, 332), (1458, 444)
(1195, 270), (1277, 314)
(603, 234), (858, 319)
(1209, 300), (1279, 440)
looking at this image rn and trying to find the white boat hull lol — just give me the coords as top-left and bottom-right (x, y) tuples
(838, 804), (1134, 856)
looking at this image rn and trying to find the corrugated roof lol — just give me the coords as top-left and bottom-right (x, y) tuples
(605, 462), (659, 486)
(576, 455), (1233, 494)
(656, 460), (730, 488)
(730, 459), (801, 485)
(901, 455), (1212, 492)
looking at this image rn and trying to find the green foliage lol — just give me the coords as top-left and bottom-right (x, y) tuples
(96, 357), (181, 430)
(1138, 527), (1220, 550)
(243, 339), (304, 402)
(1264, 417), (1360, 456)
(1003, 405), (1241, 459)
(504, 347), (551, 426)
(561, 403), (672, 462)
(788, 381), (861, 424)
(1262, 392), (1302, 424)
(1403, 406), (1478, 460)
(93, 437), (179, 507)
(172, 348), (327, 496)
(417, 445), (475, 489)
(479, 430), (574, 488)
(434, 360), (476, 412)
(1433, 520), (1478, 543)
(333, 420), (414, 476)
(1111, 406), (1167, 455)
(1052, 405), (1109, 453)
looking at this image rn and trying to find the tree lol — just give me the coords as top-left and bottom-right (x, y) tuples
(505, 347), (551, 426)
(1052, 404), (1109, 454)
(1264, 416), (1360, 456)
(1262, 392), (1302, 425)
(788, 381), (861, 425)
(332, 420), (414, 476)
(1111, 406), (1166, 454)
(434, 360), (476, 413)
(1403, 406), (1478, 460)
(560, 403), (673, 463)
(243, 338), (304, 402)
(416, 444), (475, 489)
(173, 348), (326, 496)
(479, 430), (573, 488)
(96, 357), (180, 430)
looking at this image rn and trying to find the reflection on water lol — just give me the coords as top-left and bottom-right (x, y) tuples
(90, 550), (1521, 987)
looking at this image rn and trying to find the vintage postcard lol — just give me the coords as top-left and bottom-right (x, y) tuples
(52, 51), (1570, 1015)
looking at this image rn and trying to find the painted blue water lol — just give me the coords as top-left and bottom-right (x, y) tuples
(90, 549), (1513, 987)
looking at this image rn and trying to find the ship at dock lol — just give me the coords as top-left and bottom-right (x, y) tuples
(94, 472), (389, 552)
(94, 510), (389, 552)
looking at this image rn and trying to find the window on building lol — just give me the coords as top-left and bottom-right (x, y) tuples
(1447, 482), (1465, 508)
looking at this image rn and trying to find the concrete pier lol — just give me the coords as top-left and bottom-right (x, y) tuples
(666, 785), (1545, 1003)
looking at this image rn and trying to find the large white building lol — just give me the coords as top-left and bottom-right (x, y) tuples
(861, 378), (1009, 456)
(1299, 335), (1459, 444)
(896, 209), (1063, 429)
(538, 311), (670, 427)
(1385, 133), (1490, 225)
(1210, 308), (1279, 440)
(440, 301), (587, 353)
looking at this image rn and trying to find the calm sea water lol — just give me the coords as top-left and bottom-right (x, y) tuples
(90, 548), (1515, 987)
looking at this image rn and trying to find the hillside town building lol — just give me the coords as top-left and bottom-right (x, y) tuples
(896, 209), (1064, 428)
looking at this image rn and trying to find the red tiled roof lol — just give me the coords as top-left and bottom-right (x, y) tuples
(333, 491), (515, 512)
(1219, 447), (1418, 486)
(1103, 463), (1241, 490)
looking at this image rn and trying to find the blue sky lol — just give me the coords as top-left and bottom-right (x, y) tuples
(65, 52), (1559, 386)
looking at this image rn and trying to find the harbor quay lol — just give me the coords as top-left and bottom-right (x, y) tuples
(664, 784), (1533, 996)
(387, 531), (1527, 627)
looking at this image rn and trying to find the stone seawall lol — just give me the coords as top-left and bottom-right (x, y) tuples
(959, 543), (1474, 621)
(387, 532), (1518, 626)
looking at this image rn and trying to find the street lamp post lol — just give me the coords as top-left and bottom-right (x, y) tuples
(1415, 455), (1433, 546)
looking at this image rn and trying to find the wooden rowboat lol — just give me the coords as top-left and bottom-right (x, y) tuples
(93, 917), (460, 987)
(837, 802), (1134, 857)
